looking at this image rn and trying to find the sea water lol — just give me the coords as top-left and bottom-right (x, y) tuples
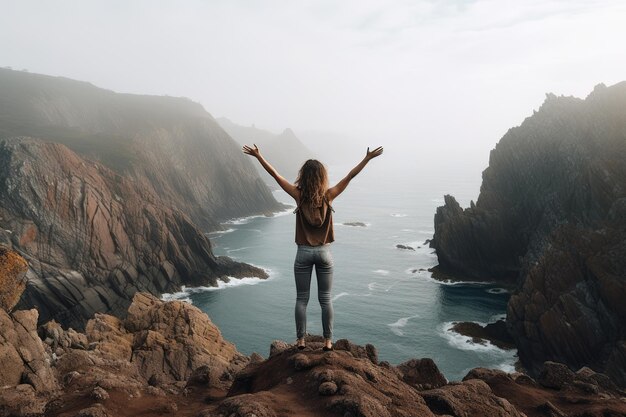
(165, 163), (516, 382)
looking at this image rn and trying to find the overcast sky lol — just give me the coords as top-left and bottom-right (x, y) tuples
(2, 0), (626, 177)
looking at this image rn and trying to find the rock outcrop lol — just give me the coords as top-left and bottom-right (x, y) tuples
(0, 246), (28, 312)
(0, 68), (281, 328)
(431, 82), (626, 384)
(1, 294), (624, 417)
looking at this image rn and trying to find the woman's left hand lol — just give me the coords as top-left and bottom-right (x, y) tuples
(366, 146), (383, 160)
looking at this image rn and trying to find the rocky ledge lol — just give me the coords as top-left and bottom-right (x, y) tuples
(1, 293), (625, 417)
(431, 82), (626, 385)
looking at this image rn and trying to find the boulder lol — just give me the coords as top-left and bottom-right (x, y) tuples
(397, 358), (447, 389)
(0, 247), (28, 312)
(538, 361), (575, 389)
(421, 379), (524, 417)
(0, 308), (57, 392)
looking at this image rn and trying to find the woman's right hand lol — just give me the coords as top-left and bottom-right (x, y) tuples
(242, 144), (261, 158)
(366, 146), (383, 160)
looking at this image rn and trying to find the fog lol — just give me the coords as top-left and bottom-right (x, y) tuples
(2, 0), (626, 180)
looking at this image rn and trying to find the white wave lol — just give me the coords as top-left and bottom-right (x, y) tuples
(206, 228), (235, 236)
(408, 269), (496, 286)
(417, 230), (435, 235)
(223, 206), (293, 225)
(226, 246), (251, 253)
(431, 198), (444, 204)
(387, 314), (420, 336)
(368, 279), (407, 292)
(373, 269), (390, 276)
(486, 288), (509, 294)
(440, 322), (511, 353)
(401, 229), (415, 232)
(390, 213), (408, 217)
(161, 272), (273, 302)
(496, 362), (516, 373)
(332, 292), (349, 301)
(223, 215), (263, 225)
(160, 291), (193, 304)
(273, 206), (296, 217)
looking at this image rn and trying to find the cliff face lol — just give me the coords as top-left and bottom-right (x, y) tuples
(0, 68), (283, 328)
(432, 83), (626, 384)
(217, 117), (314, 183)
(0, 137), (266, 329)
(1, 294), (624, 417)
(0, 68), (282, 230)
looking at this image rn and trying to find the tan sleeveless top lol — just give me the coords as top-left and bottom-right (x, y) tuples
(294, 195), (335, 246)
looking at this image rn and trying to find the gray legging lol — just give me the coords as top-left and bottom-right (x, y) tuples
(294, 244), (334, 339)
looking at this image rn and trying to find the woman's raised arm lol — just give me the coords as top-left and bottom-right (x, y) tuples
(242, 144), (300, 201)
(327, 146), (383, 200)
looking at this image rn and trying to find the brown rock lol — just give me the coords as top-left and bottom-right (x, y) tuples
(422, 379), (524, 417)
(269, 339), (290, 357)
(123, 293), (243, 387)
(464, 367), (514, 385)
(397, 358), (447, 389)
(91, 386), (109, 401)
(216, 394), (278, 417)
(333, 338), (379, 365)
(538, 361), (574, 389)
(0, 384), (47, 417)
(0, 247), (28, 312)
(0, 308), (57, 392)
(74, 404), (110, 417)
(318, 381), (338, 395)
(225, 340), (436, 417)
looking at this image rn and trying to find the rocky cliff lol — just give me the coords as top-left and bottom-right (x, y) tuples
(0, 68), (282, 230)
(0, 137), (266, 330)
(0, 68), (280, 329)
(432, 82), (626, 385)
(1, 294), (624, 417)
(217, 117), (314, 184)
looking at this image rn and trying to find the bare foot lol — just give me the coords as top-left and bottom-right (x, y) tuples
(323, 338), (333, 350)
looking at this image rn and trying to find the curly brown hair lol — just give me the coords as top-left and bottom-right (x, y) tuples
(295, 159), (329, 206)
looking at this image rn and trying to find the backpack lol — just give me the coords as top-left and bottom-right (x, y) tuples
(294, 196), (335, 228)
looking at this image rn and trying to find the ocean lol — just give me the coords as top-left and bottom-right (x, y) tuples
(163, 162), (517, 382)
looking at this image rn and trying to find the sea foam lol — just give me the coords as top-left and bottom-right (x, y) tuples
(332, 292), (349, 301)
(388, 314), (420, 336)
(439, 322), (516, 356)
(161, 271), (274, 304)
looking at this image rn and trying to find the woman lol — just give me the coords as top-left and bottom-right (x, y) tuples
(242, 144), (383, 351)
